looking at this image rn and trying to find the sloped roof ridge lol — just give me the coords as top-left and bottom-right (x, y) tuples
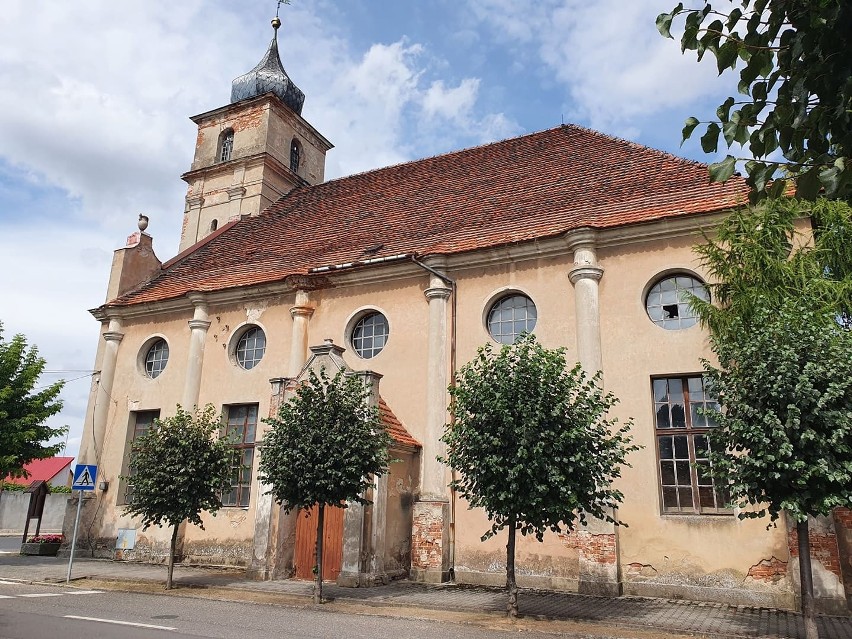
(564, 122), (712, 170)
(277, 123), (710, 198)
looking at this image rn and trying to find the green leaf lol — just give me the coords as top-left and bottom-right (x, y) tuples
(716, 97), (735, 123)
(656, 11), (675, 39)
(708, 155), (737, 182)
(700, 123), (721, 154)
(682, 117), (700, 142)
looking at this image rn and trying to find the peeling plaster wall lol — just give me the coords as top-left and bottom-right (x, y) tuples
(384, 450), (418, 578)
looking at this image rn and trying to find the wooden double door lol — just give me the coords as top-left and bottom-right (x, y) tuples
(293, 504), (345, 581)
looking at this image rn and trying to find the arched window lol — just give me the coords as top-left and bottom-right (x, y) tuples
(219, 129), (234, 163)
(487, 294), (537, 344)
(290, 139), (301, 173)
(645, 273), (709, 330)
(210, 219), (218, 232)
(351, 312), (389, 359)
(235, 326), (266, 370)
(144, 339), (169, 378)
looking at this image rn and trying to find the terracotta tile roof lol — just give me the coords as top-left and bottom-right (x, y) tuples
(3, 457), (74, 485)
(107, 125), (749, 307)
(379, 398), (421, 449)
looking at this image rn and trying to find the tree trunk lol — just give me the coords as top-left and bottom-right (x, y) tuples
(797, 519), (819, 639)
(506, 515), (518, 618)
(166, 524), (178, 590)
(314, 503), (325, 604)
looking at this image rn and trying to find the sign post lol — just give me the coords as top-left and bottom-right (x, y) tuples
(66, 464), (97, 583)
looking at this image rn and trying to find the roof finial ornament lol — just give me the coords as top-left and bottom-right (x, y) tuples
(272, 0), (289, 29)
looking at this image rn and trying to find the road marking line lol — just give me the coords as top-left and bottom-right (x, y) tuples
(64, 616), (177, 631)
(0, 580), (20, 585)
(65, 590), (103, 595)
(0, 595), (14, 598)
(19, 593), (63, 597)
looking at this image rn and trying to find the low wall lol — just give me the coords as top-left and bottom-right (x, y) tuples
(0, 492), (70, 535)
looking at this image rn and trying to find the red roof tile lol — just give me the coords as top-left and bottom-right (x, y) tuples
(107, 125), (749, 307)
(3, 457), (74, 485)
(379, 398), (421, 449)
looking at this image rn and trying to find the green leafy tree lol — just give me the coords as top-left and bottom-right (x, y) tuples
(692, 198), (852, 639)
(657, 1), (852, 201)
(121, 405), (232, 589)
(440, 334), (638, 618)
(258, 367), (391, 604)
(0, 322), (65, 482)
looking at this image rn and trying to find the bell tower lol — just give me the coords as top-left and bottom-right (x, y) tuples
(179, 16), (333, 252)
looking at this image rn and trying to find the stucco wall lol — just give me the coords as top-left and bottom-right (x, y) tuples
(0, 493), (69, 535)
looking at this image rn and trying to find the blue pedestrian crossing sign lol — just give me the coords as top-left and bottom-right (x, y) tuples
(72, 464), (98, 491)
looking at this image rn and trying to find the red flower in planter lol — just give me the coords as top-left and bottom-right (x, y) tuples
(26, 534), (63, 544)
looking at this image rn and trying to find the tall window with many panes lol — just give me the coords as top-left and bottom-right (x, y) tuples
(652, 376), (729, 514)
(222, 404), (257, 507)
(123, 410), (160, 504)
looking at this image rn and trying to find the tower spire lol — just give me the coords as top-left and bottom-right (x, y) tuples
(230, 11), (304, 114)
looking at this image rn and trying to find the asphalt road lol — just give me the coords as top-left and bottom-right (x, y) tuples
(0, 580), (572, 639)
(0, 537), (22, 554)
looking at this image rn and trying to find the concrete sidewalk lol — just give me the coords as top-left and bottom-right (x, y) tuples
(2, 553), (852, 639)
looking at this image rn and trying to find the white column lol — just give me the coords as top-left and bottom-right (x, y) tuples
(287, 290), (314, 378)
(182, 295), (210, 410)
(422, 278), (452, 499)
(568, 237), (604, 374)
(85, 317), (124, 465)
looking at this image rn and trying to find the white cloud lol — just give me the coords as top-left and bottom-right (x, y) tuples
(0, 1), (513, 463)
(466, 0), (735, 134)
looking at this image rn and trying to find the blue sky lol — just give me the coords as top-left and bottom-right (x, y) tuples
(0, 0), (737, 462)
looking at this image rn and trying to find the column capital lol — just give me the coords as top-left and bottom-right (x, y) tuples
(188, 319), (212, 331)
(186, 194), (204, 210)
(290, 305), (315, 320)
(564, 227), (599, 252)
(569, 265), (604, 285)
(424, 286), (452, 301)
(102, 331), (124, 343)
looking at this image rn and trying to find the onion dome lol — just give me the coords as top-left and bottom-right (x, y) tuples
(230, 17), (305, 115)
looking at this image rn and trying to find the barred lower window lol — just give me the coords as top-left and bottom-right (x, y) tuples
(487, 294), (537, 344)
(235, 327), (266, 370)
(124, 410), (160, 504)
(144, 339), (169, 379)
(645, 274), (708, 330)
(351, 312), (389, 359)
(653, 376), (729, 514)
(222, 404), (257, 507)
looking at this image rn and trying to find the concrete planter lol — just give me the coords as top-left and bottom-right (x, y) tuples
(20, 542), (61, 556)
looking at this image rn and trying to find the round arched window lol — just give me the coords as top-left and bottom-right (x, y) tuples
(487, 294), (537, 344)
(645, 274), (709, 330)
(351, 312), (389, 359)
(145, 339), (169, 378)
(235, 326), (266, 370)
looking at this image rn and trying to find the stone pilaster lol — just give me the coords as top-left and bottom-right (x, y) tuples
(181, 295), (210, 411)
(566, 230), (619, 594)
(411, 264), (452, 583)
(338, 370), (389, 587)
(288, 290), (314, 378)
(85, 318), (124, 466)
(567, 231), (604, 374)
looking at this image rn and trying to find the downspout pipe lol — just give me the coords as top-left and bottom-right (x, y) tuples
(411, 255), (458, 581)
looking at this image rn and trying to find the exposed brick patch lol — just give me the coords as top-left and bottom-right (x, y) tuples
(560, 531), (617, 565)
(411, 506), (445, 570)
(747, 557), (788, 583)
(789, 526), (842, 578)
(835, 507), (852, 530)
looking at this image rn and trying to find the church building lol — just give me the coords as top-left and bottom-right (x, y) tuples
(69, 17), (852, 613)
